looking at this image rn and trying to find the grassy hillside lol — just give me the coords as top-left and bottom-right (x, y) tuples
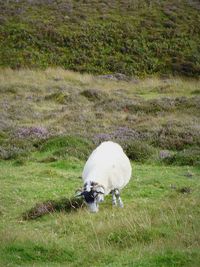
(0, 68), (200, 165)
(0, 68), (200, 266)
(0, 0), (200, 76)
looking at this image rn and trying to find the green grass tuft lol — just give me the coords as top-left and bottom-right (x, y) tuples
(40, 135), (94, 160)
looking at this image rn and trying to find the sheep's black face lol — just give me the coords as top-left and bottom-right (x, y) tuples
(76, 182), (105, 213)
(81, 190), (99, 213)
(82, 190), (96, 203)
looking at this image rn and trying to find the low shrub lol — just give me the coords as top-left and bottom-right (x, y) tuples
(152, 122), (200, 150)
(124, 140), (155, 162)
(0, 145), (27, 160)
(163, 147), (200, 166)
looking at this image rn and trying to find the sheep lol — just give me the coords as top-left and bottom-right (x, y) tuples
(76, 141), (132, 212)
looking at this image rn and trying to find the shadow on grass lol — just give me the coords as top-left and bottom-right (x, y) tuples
(23, 197), (85, 220)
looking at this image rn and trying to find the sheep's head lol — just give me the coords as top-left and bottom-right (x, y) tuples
(76, 182), (105, 213)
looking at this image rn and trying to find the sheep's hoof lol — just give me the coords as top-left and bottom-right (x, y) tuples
(119, 202), (124, 208)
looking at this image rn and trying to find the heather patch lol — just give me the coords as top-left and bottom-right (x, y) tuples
(152, 121), (200, 150)
(0, 145), (26, 160)
(15, 126), (49, 140)
(92, 127), (141, 145)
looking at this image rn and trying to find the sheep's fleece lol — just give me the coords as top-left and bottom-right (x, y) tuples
(81, 141), (132, 212)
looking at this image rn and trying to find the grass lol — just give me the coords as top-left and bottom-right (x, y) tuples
(0, 159), (200, 266)
(0, 68), (199, 163)
(0, 68), (200, 266)
(0, 0), (200, 77)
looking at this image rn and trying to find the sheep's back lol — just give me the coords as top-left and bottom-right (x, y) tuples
(82, 141), (132, 194)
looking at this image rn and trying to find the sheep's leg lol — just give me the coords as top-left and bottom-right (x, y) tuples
(111, 190), (117, 206)
(115, 189), (124, 208)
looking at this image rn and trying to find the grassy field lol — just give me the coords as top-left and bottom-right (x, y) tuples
(0, 0), (200, 76)
(0, 158), (200, 266)
(0, 69), (200, 266)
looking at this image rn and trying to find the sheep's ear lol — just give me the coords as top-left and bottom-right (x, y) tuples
(94, 185), (105, 195)
(75, 189), (83, 197)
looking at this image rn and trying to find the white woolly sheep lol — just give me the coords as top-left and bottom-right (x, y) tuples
(77, 141), (132, 212)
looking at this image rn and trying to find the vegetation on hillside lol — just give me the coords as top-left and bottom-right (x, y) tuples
(0, 69), (199, 165)
(1, 0), (200, 264)
(0, 0), (200, 76)
(0, 69), (200, 266)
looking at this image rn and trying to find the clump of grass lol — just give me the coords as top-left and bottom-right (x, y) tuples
(0, 84), (17, 94)
(106, 227), (168, 248)
(126, 98), (174, 114)
(132, 250), (195, 267)
(13, 158), (26, 166)
(1, 241), (75, 264)
(80, 89), (108, 101)
(125, 140), (155, 162)
(38, 156), (57, 163)
(45, 92), (70, 104)
(126, 96), (200, 115)
(191, 89), (200, 95)
(40, 135), (94, 160)
(23, 197), (85, 220)
(163, 147), (200, 166)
